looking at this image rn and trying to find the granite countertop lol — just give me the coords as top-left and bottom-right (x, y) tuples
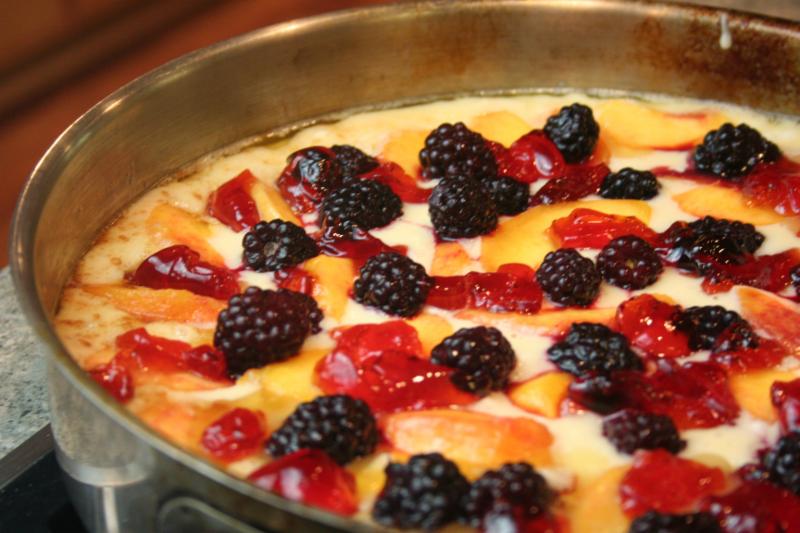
(0, 268), (48, 458)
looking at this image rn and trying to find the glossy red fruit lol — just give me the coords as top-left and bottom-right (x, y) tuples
(274, 266), (316, 295)
(703, 478), (800, 533)
(314, 321), (475, 413)
(207, 169), (261, 231)
(772, 378), (800, 433)
(317, 227), (407, 268)
(427, 264), (543, 314)
(361, 161), (431, 203)
(248, 449), (358, 515)
(89, 361), (134, 403)
(494, 131), (566, 183)
(550, 208), (659, 249)
(620, 450), (725, 517)
(201, 408), (266, 461)
(130, 245), (240, 300)
(616, 295), (690, 359)
(742, 158), (800, 215)
(530, 163), (610, 206)
(277, 146), (344, 214)
(180, 345), (229, 382)
(701, 249), (800, 295)
(711, 337), (787, 372)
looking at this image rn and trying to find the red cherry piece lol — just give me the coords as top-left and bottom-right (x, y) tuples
(703, 478), (800, 532)
(550, 208), (659, 249)
(89, 361), (134, 403)
(497, 131), (566, 183)
(616, 295), (690, 359)
(180, 345), (230, 381)
(248, 449), (358, 516)
(701, 249), (800, 295)
(315, 321), (475, 413)
(620, 449), (725, 517)
(274, 266), (316, 296)
(530, 163), (610, 206)
(201, 408), (266, 461)
(207, 169), (261, 231)
(277, 146), (342, 214)
(130, 245), (240, 300)
(361, 161), (432, 203)
(711, 337), (788, 372)
(317, 227), (407, 268)
(428, 264), (542, 315)
(772, 378), (800, 433)
(742, 158), (800, 215)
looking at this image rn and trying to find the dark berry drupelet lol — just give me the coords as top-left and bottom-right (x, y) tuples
(629, 511), (722, 533)
(675, 305), (758, 352)
(214, 287), (323, 377)
(430, 326), (516, 396)
(353, 252), (432, 317)
(762, 432), (800, 496)
(288, 146), (345, 198)
(419, 122), (498, 181)
(547, 322), (643, 377)
(791, 265), (800, 297)
(536, 248), (601, 307)
(602, 409), (686, 455)
(600, 168), (661, 200)
(462, 462), (554, 528)
(543, 103), (600, 163)
(319, 179), (402, 236)
(694, 123), (781, 180)
(242, 219), (318, 272)
(485, 176), (530, 216)
(331, 144), (378, 177)
(661, 216), (764, 273)
(597, 235), (664, 290)
(428, 175), (498, 239)
(372, 453), (469, 530)
(266, 394), (378, 465)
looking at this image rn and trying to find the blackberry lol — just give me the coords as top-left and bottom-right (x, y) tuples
(242, 220), (318, 272)
(791, 264), (800, 297)
(353, 252), (432, 317)
(332, 144), (378, 177)
(694, 123), (781, 179)
(661, 216), (764, 273)
(547, 322), (643, 377)
(536, 248), (601, 307)
(543, 103), (600, 163)
(214, 287), (322, 377)
(568, 374), (627, 414)
(430, 326), (516, 396)
(319, 180), (402, 236)
(428, 175), (498, 239)
(762, 432), (800, 496)
(629, 511), (722, 533)
(675, 306), (757, 352)
(597, 235), (664, 290)
(288, 146), (345, 199)
(600, 168), (661, 200)
(485, 176), (530, 216)
(462, 463), (554, 528)
(372, 453), (469, 530)
(602, 409), (686, 455)
(266, 395), (378, 465)
(419, 122), (498, 181)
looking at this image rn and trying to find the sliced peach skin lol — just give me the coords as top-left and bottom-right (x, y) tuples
(481, 199), (651, 271)
(738, 286), (800, 355)
(145, 203), (226, 267)
(509, 372), (573, 418)
(673, 185), (786, 226)
(304, 255), (355, 322)
(730, 369), (798, 422)
(380, 129), (428, 177)
(383, 409), (552, 478)
(456, 308), (616, 335)
(83, 285), (225, 325)
(566, 466), (631, 533)
(468, 111), (531, 148)
(431, 242), (472, 276)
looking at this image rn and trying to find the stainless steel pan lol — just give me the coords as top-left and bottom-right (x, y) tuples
(11, 1), (800, 531)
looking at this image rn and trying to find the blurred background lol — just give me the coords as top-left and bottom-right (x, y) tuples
(0, 0), (797, 267)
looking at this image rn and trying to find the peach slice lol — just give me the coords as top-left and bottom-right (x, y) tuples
(566, 466), (630, 533)
(509, 372), (573, 418)
(383, 409), (552, 478)
(348, 453), (390, 502)
(596, 100), (727, 150)
(304, 255), (355, 321)
(673, 185), (785, 225)
(456, 308), (616, 335)
(380, 129), (428, 176)
(481, 199), (651, 271)
(134, 397), (230, 453)
(730, 369), (798, 422)
(469, 111), (531, 148)
(431, 242), (472, 276)
(250, 180), (301, 225)
(145, 203), (226, 266)
(738, 286), (800, 355)
(404, 313), (454, 355)
(83, 285), (225, 325)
